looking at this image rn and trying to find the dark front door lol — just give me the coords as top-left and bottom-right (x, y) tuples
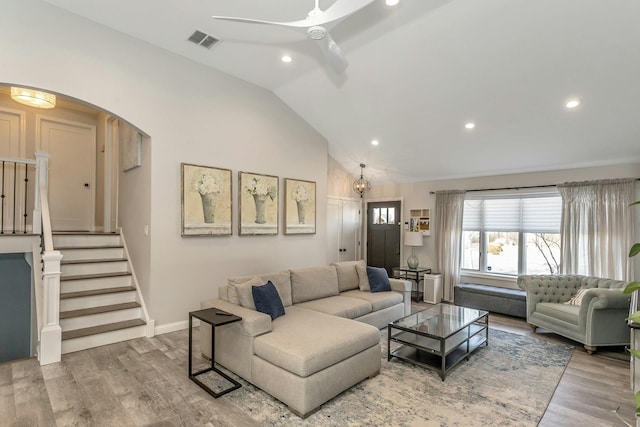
(367, 201), (401, 276)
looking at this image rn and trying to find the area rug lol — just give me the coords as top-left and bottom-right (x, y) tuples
(202, 328), (573, 426)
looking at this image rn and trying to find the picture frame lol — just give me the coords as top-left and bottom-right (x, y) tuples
(181, 163), (232, 236)
(284, 178), (316, 235)
(239, 171), (279, 235)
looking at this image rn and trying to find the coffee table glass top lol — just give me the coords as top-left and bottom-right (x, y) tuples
(391, 304), (488, 339)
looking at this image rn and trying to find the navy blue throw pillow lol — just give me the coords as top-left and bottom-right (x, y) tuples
(366, 266), (391, 293)
(252, 281), (285, 320)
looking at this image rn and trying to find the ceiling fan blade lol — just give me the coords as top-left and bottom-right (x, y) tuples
(313, 31), (348, 74)
(211, 15), (310, 29)
(315, 0), (376, 25)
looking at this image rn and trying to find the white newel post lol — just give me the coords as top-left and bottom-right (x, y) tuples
(32, 152), (49, 236)
(39, 250), (63, 365)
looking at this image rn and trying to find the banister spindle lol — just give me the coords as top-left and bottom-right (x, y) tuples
(23, 163), (29, 234)
(1, 161), (4, 234)
(12, 162), (17, 234)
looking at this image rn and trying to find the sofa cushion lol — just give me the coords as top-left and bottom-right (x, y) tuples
(536, 302), (580, 325)
(228, 270), (293, 307)
(366, 266), (391, 292)
(356, 263), (371, 291)
(341, 289), (403, 312)
(252, 281), (286, 320)
(230, 276), (264, 309)
(253, 306), (380, 377)
(290, 266), (339, 304)
(295, 296), (372, 319)
(333, 260), (364, 292)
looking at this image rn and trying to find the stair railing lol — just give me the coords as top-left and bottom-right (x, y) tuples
(34, 152), (63, 365)
(0, 155), (35, 234)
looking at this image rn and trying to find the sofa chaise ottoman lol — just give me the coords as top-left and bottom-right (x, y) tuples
(200, 261), (411, 417)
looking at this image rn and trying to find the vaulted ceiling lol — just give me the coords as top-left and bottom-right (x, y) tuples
(42, 0), (640, 184)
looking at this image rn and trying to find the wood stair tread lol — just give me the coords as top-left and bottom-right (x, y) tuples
(53, 231), (120, 235)
(62, 319), (146, 341)
(56, 245), (124, 250)
(61, 286), (136, 299)
(61, 257), (127, 265)
(60, 302), (141, 319)
(61, 272), (132, 281)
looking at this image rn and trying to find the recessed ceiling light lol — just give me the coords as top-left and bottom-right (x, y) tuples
(371, 139), (379, 146)
(386, 0), (400, 6)
(281, 55), (292, 63)
(565, 98), (581, 109)
(465, 122), (475, 129)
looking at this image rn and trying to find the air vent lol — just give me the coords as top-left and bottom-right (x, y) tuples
(188, 30), (219, 49)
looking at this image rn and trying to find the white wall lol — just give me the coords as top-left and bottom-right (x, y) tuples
(328, 155), (357, 198)
(367, 163), (640, 288)
(1, 0), (329, 328)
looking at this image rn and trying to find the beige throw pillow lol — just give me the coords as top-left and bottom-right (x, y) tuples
(564, 287), (589, 306)
(356, 263), (370, 291)
(229, 276), (263, 309)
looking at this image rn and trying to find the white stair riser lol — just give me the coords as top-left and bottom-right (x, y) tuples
(62, 325), (147, 354)
(61, 275), (132, 293)
(60, 247), (125, 261)
(62, 261), (129, 276)
(53, 234), (121, 248)
(60, 291), (137, 311)
(61, 308), (142, 331)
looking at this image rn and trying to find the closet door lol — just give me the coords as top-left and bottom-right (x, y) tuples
(327, 198), (362, 263)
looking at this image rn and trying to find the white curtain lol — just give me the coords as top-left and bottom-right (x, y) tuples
(558, 178), (635, 280)
(434, 190), (466, 301)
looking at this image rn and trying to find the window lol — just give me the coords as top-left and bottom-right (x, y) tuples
(372, 207), (397, 224)
(461, 192), (561, 276)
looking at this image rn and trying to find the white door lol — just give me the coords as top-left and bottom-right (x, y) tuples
(0, 109), (26, 232)
(340, 200), (361, 262)
(38, 118), (96, 231)
(327, 198), (362, 263)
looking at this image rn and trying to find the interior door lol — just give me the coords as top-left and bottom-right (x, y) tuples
(327, 198), (362, 263)
(38, 118), (96, 231)
(340, 199), (361, 262)
(0, 109), (25, 232)
(367, 201), (401, 276)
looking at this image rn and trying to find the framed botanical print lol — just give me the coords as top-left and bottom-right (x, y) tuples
(284, 178), (316, 234)
(181, 163), (232, 236)
(239, 171), (279, 235)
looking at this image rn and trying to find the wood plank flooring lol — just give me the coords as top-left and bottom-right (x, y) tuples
(0, 311), (635, 426)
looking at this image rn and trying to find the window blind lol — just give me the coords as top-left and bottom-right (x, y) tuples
(462, 193), (561, 233)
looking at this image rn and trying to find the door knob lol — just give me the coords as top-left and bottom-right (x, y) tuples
(84, 183), (90, 188)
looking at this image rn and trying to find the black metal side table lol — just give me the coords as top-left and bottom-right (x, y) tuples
(189, 307), (242, 398)
(393, 266), (432, 302)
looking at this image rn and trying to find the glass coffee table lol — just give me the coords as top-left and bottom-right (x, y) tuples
(388, 304), (489, 380)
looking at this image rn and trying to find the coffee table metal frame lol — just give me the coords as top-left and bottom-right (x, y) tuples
(188, 307), (242, 398)
(387, 304), (489, 380)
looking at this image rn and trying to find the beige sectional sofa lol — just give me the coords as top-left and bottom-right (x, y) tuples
(200, 261), (411, 417)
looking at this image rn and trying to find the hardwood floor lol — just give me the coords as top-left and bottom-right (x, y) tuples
(0, 311), (635, 426)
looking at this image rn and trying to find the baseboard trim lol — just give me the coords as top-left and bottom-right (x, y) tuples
(154, 319), (199, 335)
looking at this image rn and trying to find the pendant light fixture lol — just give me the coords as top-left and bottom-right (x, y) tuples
(10, 87), (56, 109)
(353, 163), (371, 198)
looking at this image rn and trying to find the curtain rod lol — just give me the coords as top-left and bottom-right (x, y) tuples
(428, 179), (640, 195)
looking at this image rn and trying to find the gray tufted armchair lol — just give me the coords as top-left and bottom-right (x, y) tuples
(517, 275), (631, 353)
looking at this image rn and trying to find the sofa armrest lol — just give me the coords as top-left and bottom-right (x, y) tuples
(389, 278), (411, 293)
(389, 278), (412, 316)
(200, 298), (272, 337)
(579, 289), (631, 313)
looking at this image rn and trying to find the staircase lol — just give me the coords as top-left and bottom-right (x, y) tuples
(55, 231), (148, 354)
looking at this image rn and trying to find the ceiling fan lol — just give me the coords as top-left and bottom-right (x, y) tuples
(212, 0), (375, 74)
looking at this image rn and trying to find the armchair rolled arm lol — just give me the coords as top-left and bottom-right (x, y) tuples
(200, 298), (272, 337)
(579, 289), (631, 313)
(389, 278), (411, 293)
